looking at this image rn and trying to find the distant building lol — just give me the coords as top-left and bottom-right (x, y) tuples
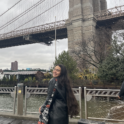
(26, 68), (32, 70)
(3, 70), (46, 80)
(11, 61), (18, 71)
(2, 69), (51, 81)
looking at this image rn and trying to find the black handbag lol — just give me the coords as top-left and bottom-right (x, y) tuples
(38, 79), (58, 124)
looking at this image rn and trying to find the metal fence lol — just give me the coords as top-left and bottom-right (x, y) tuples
(25, 86), (82, 119)
(0, 86), (16, 114)
(84, 87), (124, 122)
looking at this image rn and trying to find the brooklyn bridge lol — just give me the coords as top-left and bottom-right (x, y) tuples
(0, 0), (124, 49)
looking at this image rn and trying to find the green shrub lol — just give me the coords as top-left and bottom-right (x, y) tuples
(33, 77), (36, 82)
(28, 76), (32, 82)
(24, 78), (28, 82)
(13, 75), (17, 81)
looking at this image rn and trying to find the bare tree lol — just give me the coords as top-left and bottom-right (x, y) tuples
(72, 27), (112, 69)
(71, 19), (124, 70)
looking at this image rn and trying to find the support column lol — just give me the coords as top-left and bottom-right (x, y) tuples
(67, 0), (83, 54)
(17, 83), (23, 115)
(93, 0), (101, 12)
(100, 0), (107, 10)
(67, 0), (107, 68)
(67, 0), (96, 56)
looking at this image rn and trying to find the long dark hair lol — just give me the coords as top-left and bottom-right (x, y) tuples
(56, 64), (79, 118)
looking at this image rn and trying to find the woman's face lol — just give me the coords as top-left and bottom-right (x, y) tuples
(53, 66), (61, 77)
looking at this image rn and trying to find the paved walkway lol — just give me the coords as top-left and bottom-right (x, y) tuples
(0, 115), (78, 124)
(0, 115), (123, 124)
(0, 116), (37, 124)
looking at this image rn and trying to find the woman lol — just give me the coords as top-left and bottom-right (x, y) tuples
(39, 64), (79, 124)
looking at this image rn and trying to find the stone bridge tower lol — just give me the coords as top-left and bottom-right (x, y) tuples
(67, 0), (107, 59)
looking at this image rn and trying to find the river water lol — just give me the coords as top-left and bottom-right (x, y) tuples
(0, 94), (121, 119)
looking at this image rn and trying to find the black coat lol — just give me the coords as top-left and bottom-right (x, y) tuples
(41, 78), (69, 124)
(119, 81), (124, 98)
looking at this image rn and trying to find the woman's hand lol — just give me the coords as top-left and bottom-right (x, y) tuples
(39, 106), (42, 114)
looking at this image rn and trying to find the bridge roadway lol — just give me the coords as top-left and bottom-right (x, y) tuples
(0, 20), (67, 48)
(0, 5), (124, 48)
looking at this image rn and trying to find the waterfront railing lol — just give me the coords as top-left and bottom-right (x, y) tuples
(2, 86), (123, 122)
(84, 87), (124, 122)
(0, 86), (16, 114)
(25, 86), (82, 119)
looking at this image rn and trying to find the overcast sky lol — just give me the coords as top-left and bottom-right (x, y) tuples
(0, 0), (123, 70)
(0, 0), (68, 70)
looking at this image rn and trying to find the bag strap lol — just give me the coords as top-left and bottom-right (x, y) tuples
(48, 78), (58, 106)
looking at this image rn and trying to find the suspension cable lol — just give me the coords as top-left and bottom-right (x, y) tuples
(14, 0), (64, 31)
(0, 0), (45, 31)
(0, 0), (23, 17)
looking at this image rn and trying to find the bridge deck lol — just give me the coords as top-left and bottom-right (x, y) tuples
(0, 20), (67, 48)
